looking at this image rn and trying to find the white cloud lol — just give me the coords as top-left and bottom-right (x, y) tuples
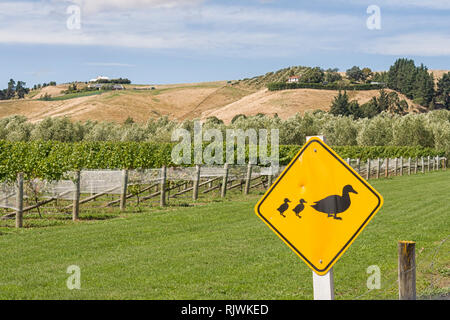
(363, 33), (450, 56)
(84, 62), (136, 67)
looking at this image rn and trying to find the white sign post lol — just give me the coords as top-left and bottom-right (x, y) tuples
(306, 135), (335, 301)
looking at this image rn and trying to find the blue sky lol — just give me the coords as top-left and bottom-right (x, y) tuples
(0, 0), (449, 87)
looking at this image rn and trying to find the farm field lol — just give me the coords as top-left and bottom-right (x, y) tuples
(0, 170), (448, 300)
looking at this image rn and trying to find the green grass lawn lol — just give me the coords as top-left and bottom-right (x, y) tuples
(0, 171), (448, 300)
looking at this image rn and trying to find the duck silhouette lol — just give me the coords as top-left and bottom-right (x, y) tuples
(311, 185), (357, 220)
(292, 199), (307, 219)
(277, 198), (291, 218)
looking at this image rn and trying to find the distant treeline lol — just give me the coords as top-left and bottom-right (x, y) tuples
(266, 59), (450, 111)
(0, 110), (448, 157)
(93, 78), (131, 84)
(267, 82), (384, 91)
(0, 79), (29, 100)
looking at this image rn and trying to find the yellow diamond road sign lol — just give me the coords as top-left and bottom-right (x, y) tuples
(255, 138), (383, 275)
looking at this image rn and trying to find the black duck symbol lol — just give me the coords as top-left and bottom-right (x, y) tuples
(311, 185), (358, 220)
(277, 198), (291, 218)
(292, 199), (307, 219)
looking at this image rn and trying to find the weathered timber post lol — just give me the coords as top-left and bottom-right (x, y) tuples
(366, 158), (371, 180)
(398, 241), (416, 300)
(356, 158), (361, 174)
(427, 156), (431, 172)
(400, 157), (403, 176)
(421, 157), (424, 174)
(267, 167), (273, 189)
(376, 158), (380, 179)
(160, 166), (167, 207)
(385, 158), (389, 178)
(193, 165), (201, 201)
(408, 158), (411, 175)
(395, 158), (398, 176)
(244, 163), (252, 195)
(436, 156), (440, 171)
(72, 170), (81, 221)
(414, 158), (418, 174)
(120, 169), (129, 211)
(221, 163), (229, 198)
(15, 172), (24, 228)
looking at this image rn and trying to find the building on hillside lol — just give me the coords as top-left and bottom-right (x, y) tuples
(89, 76), (110, 83)
(112, 84), (124, 90)
(287, 76), (300, 83)
(88, 83), (103, 89)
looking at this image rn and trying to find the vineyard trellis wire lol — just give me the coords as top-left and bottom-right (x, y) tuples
(0, 156), (446, 221)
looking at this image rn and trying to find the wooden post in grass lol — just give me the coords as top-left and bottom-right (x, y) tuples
(414, 158), (418, 174)
(120, 169), (128, 211)
(394, 158), (398, 176)
(400, 157), (403, 176)
(160, 166), (167, 207)
(398, 241), (416, 300)
(221, 163), (229, 198)
(356, 158), (360, 174)
(72, 170), (81, 221)
(376, 158), (380, 179)
(244, 163), (252, 195)
(408, 158), (411, 175)
(427, 156), (430, 172)
(385, 158), (389, 178)
(436, 156), (439, 171)
(267, 167), (273, 189)
(15, 172), (24, 228)
(421, 157), (424, 174)
(193, 165), (201, 201)
(366, 158), (371, 180)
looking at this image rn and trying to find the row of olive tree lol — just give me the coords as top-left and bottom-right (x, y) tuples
(0, 110), (448, 154)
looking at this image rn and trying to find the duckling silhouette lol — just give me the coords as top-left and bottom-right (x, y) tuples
(277, 198), (291, 218)
(311, 185), (357, 220)
(292, 199), (307, 219)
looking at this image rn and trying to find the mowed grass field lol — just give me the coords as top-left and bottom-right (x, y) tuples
(0, 171), (448, 300)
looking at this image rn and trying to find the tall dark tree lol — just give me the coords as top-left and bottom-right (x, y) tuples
(436, 72), (450, 109)
(346, 66), (364, 82)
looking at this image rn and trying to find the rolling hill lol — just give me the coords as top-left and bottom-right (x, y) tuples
(0, 69), (446, 124)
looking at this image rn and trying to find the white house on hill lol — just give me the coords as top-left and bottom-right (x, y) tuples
(89, 76), (110, 83)
(287, 76), (300, 83)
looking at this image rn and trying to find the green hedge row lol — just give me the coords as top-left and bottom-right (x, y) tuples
(0, 141), (444, 182)
(267, 82), (385, 91)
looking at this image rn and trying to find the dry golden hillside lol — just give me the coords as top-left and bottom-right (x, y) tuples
(0, 70), (446, 123)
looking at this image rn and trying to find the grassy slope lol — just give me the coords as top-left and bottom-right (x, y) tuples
(0, 171), (448, 300)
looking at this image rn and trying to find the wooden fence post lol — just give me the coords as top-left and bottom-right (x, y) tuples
(356, 158), (361, 174)
(400, 157), (403, 176)
(408, 158), (411, 175)
(267, 167), (273, 189)
(394, 158), (398, 176)
(160, 166), (167, 207)
(72, 170), (81, 221)
(193, 165), (201, 201)
(221, 163), (229, 198)
(414, 158), (418, 174)
(385, 158), (389, 178)
(376, 158), (380, 179)
(421, 157), (424, 174)
(244, 163), (252, 195)
(436, 156), (440, 171)
(427, 156), (430, 172)
(120, 169), (129, 211)
(15, 172), (24, 228)
(398, 241), (416, 300)
(366, 158), (371, 180)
